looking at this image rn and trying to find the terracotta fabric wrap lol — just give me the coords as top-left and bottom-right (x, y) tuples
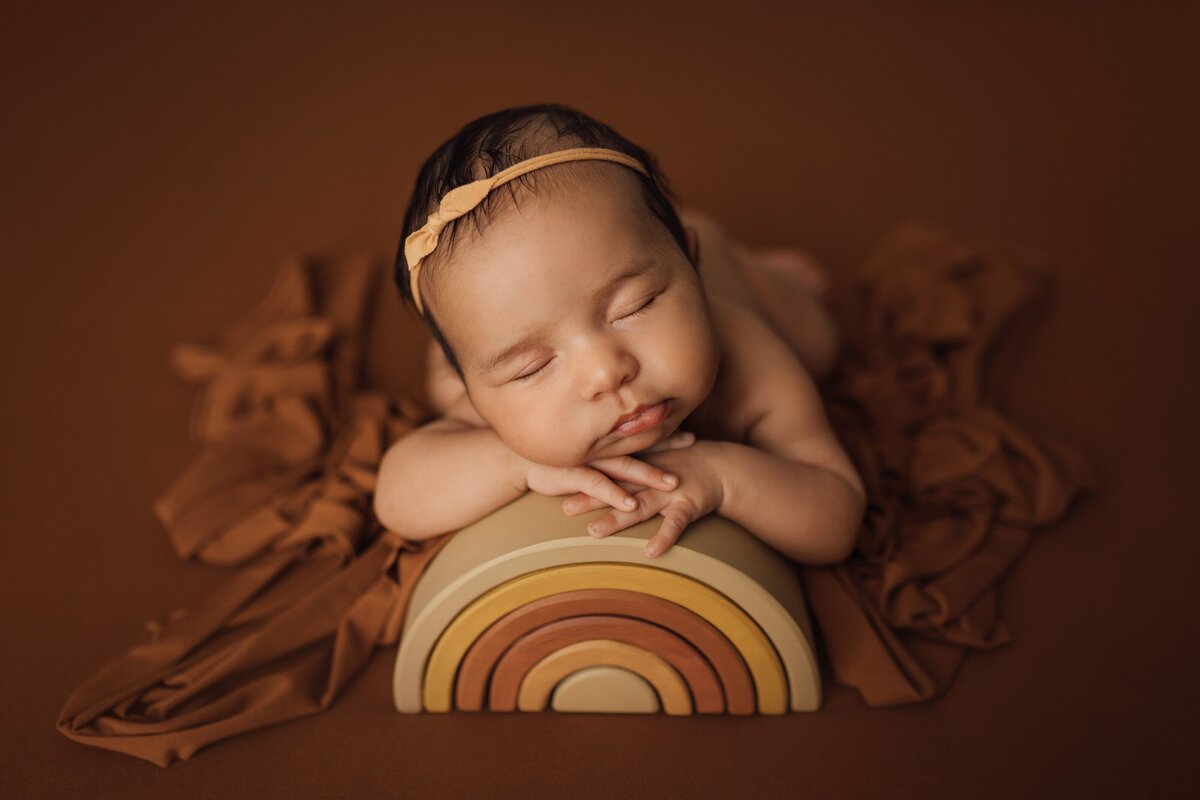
(55, 253), (457, 767)
(800, 223), (1095, 705)
(55, 222), (1093, 766)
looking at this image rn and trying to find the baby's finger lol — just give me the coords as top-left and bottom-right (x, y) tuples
(587, 453), (679, 492)
(585, 490), (670, 540)
(563, 485), (646, 516)
(564, 494), (606, 516)
(570, 466), (640, 513)
(562, 478), (648, 515)
(643, 506), (694, 558)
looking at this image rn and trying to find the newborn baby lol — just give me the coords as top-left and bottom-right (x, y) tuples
(374, 104), (865, 563)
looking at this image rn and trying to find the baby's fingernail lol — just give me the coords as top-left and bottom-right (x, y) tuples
(663, 474), (678, 486)
(587, 524), (598, 536)
(644, 545), (659, 557)
(623, 497), (636, 510)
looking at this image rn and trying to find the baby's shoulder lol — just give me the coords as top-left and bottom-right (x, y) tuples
(693, 297), (823, 445)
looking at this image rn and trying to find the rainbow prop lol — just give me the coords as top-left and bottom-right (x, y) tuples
(393, 491), (821, 715)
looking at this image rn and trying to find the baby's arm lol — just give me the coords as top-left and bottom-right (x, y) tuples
(714, 306), (864, 563)
(375, 342), (517, 539)
(373, 394), (528, 540)
(374, 392), (684, 540)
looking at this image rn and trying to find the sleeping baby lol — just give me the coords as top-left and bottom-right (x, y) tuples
(374, 103), (865, 563)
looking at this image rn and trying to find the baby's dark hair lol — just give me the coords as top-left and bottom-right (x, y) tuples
(393, 102), (695, 380)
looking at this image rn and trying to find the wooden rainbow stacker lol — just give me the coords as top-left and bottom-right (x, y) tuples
(393, 491), (822, 715)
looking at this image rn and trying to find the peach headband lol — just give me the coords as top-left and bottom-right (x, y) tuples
(403, 146), (651, 315)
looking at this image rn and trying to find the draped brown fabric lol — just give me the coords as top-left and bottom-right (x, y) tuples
(801, 222), (1095, 705)
(56, 253), (457, 767)
(56, 222), (1093, 766)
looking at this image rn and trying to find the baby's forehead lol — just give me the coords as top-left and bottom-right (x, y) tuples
(436, 198), (660, 295)
(464, 164), (639, 228)
(426, 177), (673, 337)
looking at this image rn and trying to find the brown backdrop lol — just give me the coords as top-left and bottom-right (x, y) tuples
(3, 1), (1197, 797)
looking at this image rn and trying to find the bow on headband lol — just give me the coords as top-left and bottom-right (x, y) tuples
(403, 147), (650, 315)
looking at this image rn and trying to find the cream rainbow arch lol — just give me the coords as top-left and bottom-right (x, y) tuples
(393, 491), (822, 715)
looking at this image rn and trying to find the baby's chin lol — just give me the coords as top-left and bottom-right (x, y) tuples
(591, 423), (682, 461)
(509, 439), (599, 469)
(510, 408), (689, 467)
(516, 432), (665, 469)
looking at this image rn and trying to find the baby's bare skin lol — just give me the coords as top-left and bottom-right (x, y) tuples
(378, 186), (864, 563)
(424, 207), (839, 447)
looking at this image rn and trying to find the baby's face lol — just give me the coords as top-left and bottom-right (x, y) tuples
(430, 176), (720, 467)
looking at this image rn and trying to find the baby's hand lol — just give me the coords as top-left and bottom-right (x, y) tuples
(523, 432), (693, 517)
(562, 434), (726, 558)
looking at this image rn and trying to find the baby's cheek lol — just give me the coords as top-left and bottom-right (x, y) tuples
(668, 322), (719, 391)
(464, 395), (575, 466)
(503, 417), (591, 468)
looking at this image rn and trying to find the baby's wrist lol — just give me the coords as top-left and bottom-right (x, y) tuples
(708, 440), (736, 517)
(499, 435), (533, 493)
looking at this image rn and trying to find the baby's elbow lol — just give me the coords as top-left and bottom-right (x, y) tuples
(798, 535), (855, 566)
(806, 488), (863, 565)
(826, 530), (857, 564)
(828, 486), (866, 563)
(372, 469), (405, 536)
(373, 481), (441, 541)
(373, 441), (424, 539)
(372, 485), (400, 535)
(825, 474), (864, 563)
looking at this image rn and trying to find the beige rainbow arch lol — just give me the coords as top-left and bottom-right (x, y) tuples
(393, 491), (822, 715)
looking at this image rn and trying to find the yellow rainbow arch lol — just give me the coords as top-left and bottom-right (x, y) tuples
(394, 491), (821, 715)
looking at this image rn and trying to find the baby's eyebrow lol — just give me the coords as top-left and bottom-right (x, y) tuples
(478, 328), (551, 376)
(586, 255), (658, 305)
(477, 255), (659, 375)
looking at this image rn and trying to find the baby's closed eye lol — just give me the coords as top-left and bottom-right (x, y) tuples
(508, 293), (663, 385)
(514, 361), (551, 382)
(619, 294), (657, 320)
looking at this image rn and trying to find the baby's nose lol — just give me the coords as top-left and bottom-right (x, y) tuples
(578, 344), (638, 400)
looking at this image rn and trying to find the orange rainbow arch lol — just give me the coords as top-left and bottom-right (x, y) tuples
(393, 491), (821, 715)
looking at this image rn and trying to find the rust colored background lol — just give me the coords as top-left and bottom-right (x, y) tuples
(2, 1), (1197, 797)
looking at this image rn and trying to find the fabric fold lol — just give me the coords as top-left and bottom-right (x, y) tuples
(57, 223), (1093, 766)
(802, 221), (1095, 703)
(57, 252), (455, 766)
